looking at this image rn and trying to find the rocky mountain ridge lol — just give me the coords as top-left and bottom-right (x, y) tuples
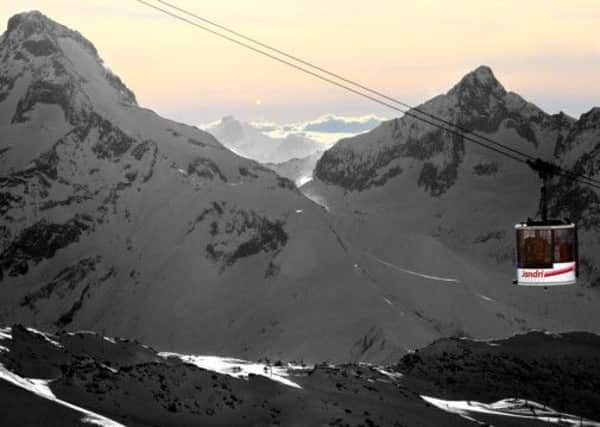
(314, 66), (583, 194)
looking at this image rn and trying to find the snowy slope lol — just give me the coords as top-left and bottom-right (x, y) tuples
(306, 65), (600, 337)
(1, 13), (597, 364)
(0, 11), (396, 363)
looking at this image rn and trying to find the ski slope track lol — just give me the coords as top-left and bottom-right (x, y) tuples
(364, 251), (461, 283)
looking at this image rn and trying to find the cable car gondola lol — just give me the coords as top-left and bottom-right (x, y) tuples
(514, 159), (578, 286)
(515, 221), (577, 286)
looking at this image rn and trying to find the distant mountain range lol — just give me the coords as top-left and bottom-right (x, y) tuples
(252, 114), (386, 144)
(201, 114), (384, 164)
(1, 11), (600, 368)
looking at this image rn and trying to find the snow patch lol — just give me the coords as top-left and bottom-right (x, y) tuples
(0, 327), (12, 341)
(422, 396), (600, 426)
(159, 353), (302, 389)
(66, 330), (97, 336)
(375, 368), (403, 381)
(26, 327), (63, 348)
(297, 175), (313, 187)
(303, 192), (330, 212)
(0, 364), (124, 426)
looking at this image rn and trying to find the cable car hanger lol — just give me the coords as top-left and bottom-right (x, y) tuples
(513, 159), (578, 287)
(527, 158), (561, 224)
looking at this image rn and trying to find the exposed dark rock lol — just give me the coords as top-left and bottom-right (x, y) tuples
(351, 327), (384, 359)
(0, 216), (93, 278)
(0, 226), (11, 253)
(91, 114), (136, 159)
(104, 71), (137, 105)
(239, 167), (258, 178)
(417, 158), (460, 197)
(276, 176), (296, 191)
(187, 202), (224, 234)
(472, 161), (498, 176)
(131, 141), (152, 161)
(317, 128), (463, 193)
(33, 145), (60, 181)
(22, 38), (57, 57)
(370, 166), (403, 187)
(40, 194), (89, 211)
(404, 129), (446, 161)
(0, 191), (23, 215)
(55, 283), (91, 327)
(21, 257), (100, 310)
(188, 158), (227, 182)
(264, 260), (280, 278)
(12, 80), (81, 125)
(187, 138), (209, 148)
(205, 210), (288, 271)
(7, 11), (98, 57)
(557, 108), (600, 157)
(316, 145), (402, 192)
(0, 75), (18, 103)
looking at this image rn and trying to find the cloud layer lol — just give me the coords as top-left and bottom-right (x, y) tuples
(250, 114), (386, 145)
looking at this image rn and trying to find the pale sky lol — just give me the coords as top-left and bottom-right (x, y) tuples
(1, 1), (599, 124)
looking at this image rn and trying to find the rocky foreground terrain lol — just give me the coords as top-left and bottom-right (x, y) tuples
(1, 325), (599, 426)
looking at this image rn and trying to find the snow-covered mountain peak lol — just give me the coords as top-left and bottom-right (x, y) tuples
(7, 11), (62, 36)
(215, 115), (245, 142)
(314, 65), (553, 192)
(5, 11), (98, 58)
(449, 65), (506, 98)
(0, 10), (137, 125)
